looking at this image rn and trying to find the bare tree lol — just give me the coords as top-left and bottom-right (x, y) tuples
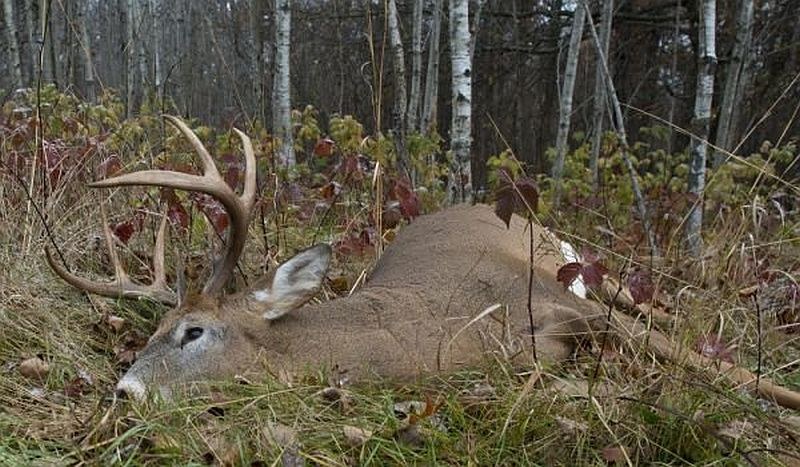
(387, 0), (409, 172)
(77, 0), (96, 102)
(273, 0), (294, 166)
(126, 0), (137, 117)
(421, 0), (442, 134)
(407, 0), (424, 133)
(552, 0), (587, 209)
(4, 0), (24, 89)
(686, 0), (717, 256)
(713, 0), (753, 166)
(589, 0), (613, 190)
(449, 0), (472, 203)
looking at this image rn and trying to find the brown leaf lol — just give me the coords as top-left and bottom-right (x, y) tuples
(107, 315), (126, 332)
(342, 425), (372, 447)
(19, 357), (49, 380)
(601, 445), (628, 464)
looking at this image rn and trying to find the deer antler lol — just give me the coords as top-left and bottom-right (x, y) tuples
(46, 206), (177, 305)
(47, 115), (257, 301)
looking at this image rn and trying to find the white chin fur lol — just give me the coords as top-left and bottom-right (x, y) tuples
(116, 376), (147, 401)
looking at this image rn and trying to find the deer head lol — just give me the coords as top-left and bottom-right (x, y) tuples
(46, 116), (331, 400)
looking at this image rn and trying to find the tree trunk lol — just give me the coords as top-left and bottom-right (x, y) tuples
(449, 0), (472, 203)
(4, 0), (24, 89)
(468, 0), (485, 64)
(126, 0), (137, 117)
(552, 0), (587, 209)
(273, 0), (295, 167)
(387, 0), (409, 173)
(686, 0), (717, 257)
(150, 0), (161, 103)
(77, 0), (96, 102)
(713, 0), (753, 166)
(406, 0), (424, 133)
(421, 0), (442, 134)
(22, 0), (36, 84)
(589, 0), (613, 191)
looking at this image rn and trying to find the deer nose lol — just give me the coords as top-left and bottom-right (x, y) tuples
(115, 377), (147, 401)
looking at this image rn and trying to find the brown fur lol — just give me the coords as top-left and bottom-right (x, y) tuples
(119, 204), (605, 396)
(239, 204), (603, 380)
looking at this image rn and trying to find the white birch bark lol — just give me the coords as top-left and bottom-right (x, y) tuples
(713, 0), (753, 166)
(421, 0), (442, 134)
(150, 0), (162, 101)
(3, 0), (24, 89)
(273, 0), (295, 166)
(387, 0), (409, 172)
(686, 0), (717, 257)
(589, 0), (613, 190)
(407, 0), (424, 133)
(449, 0), (472, 203)
(552, 1), (587, 208)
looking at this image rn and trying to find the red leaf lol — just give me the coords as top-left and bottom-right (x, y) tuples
(514, 177), (539, 214)
(582, 261), (608, 288)
(314, 137), (335, 157)
(393, 178), (420, 220)
(493, 170), (539, 227)
(627, 269), (655, 305)
(494, 178), (516, 228)
(320, 181), (342, 200)
(191, 193), (229, 234)
(557, 262), (583, 288)
(112, 220), (136, 244)
(97, 154), (122, 178)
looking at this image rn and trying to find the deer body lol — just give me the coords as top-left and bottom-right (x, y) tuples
(241, 204), (599, 382)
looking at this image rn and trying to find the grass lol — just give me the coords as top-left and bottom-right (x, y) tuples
(1, 113), (800, 465)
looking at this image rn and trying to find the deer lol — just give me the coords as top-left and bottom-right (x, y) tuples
(46, 116), (800, 410)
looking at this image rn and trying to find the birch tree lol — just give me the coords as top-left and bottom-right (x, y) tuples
(387, 0), (409, 172)
(406, 0), (424, 133)
(686, 0), (717, 256)
(589, 0), (613, 190)
(421, 0), (442, 134)
(449, 0), (472, 203)
(713, 0), (753, 166)
(3, 0), (24, 89)
(274, 0), (295, 166)
(552, 0), (587, 208)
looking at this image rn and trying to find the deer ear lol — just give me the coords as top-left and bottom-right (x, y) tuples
(251, 244), (331, 320)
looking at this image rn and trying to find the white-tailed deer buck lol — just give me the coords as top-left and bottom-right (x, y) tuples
(47, 116), (800, 410)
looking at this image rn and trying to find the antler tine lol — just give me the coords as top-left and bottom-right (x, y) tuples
(45, 207), (177, 306)
(87, 115), (257, 296)
(232, 127), (257, 209)
(163, 115), (221, 180)
(151, 212), (169, 289)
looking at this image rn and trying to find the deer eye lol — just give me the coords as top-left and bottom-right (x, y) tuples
(180, 327), (204, 348)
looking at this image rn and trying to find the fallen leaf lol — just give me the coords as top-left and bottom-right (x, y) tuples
(601, 445), (628, 464)
(19, 357), (49, 380)
(342, 425), (372, 447)
(107, 315), (126, 332)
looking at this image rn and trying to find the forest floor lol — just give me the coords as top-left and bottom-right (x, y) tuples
(1, 102), (800, 464)
(2, 202), (800, 466)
